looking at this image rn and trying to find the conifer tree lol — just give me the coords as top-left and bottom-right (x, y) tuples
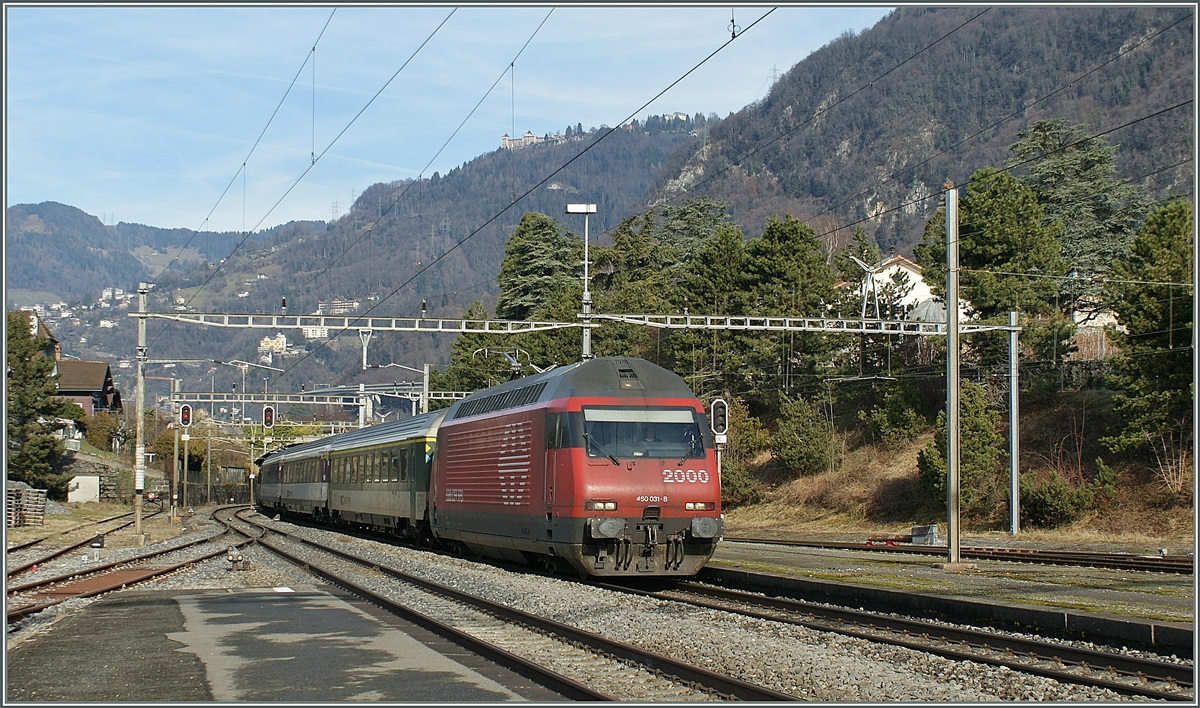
(1006, 119), (1148, 319)
(6, 310), (83, 496)
(1102, 199), (1193, 498)
(740, 214), (836, 414)
(495, 212), (578, 321)
(915, 168), (1070, 368)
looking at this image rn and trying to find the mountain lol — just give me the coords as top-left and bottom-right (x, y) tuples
(648, 5), (1193, 256)
(6, 6), (1192, 396)
(7, 202), (148, 304)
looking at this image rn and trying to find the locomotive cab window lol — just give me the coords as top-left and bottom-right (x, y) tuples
(581, 408), (706, 460)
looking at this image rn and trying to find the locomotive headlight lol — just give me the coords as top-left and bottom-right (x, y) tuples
(585, 500), (618, 511)
(685, 502), (715, 511)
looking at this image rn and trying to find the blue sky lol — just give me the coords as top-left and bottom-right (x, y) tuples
(5, 4), (893, 233)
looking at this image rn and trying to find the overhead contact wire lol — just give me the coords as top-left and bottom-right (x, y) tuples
(273, 8), (777, 385)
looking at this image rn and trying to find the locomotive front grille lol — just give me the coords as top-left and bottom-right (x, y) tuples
(642, 505), (660, 520)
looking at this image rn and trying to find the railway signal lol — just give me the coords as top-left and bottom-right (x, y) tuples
(710, 398), (728, 437)
(263, 405), (275, 428)
(179, 404), (192, 427)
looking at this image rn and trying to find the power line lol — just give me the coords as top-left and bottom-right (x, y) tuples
(147, 9), (454, 352)
(292, 9), (555, 297)
(269, 8), (779, 388)
(151, 8), (338, 286)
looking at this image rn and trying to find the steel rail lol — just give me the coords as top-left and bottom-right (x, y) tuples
(605, 581), (1194, 702)
(6, 510), (167, 578)
(244, 517), (799, 701)
(724, 536), (1194, 574)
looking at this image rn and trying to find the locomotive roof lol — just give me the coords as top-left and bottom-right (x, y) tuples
(257, 409), (446, 464)
(445, 356), (699, 422)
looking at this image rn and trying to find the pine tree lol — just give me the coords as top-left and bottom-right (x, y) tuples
(1006, 119), (1148, 319)
(1101, 199), (1193, 498)
(914, 168), (1070, 368)
(668, 224), (752, 401)
(495, 212), (578, 321)
(740, 214), (837, 414)
(6, 310), (83, 496)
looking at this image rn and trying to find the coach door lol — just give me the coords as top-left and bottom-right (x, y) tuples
(544, 413), (565, 524)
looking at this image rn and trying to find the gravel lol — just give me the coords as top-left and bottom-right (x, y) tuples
(6, 512), (1156, 702)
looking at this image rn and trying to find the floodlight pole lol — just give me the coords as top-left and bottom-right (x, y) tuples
(566, 203), (597, 360)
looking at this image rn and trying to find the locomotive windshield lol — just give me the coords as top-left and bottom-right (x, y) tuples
(581, 407), (705, 460)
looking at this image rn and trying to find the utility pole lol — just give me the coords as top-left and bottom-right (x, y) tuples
(1009, 310), (1021, 535)
(132, 282), (151, 544)
(566, 203), (597, 360)
(944, 185), (966, 568)
(171, 379), (179, 519)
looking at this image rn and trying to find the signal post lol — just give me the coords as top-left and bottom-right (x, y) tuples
(178, 404), (192, 520)
(710, 398), (728, 485)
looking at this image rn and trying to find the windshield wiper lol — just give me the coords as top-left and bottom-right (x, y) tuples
(678, 433), (700, 466)
(583, 432), (620, 465)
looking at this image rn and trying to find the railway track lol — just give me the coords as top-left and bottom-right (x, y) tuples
(233, 510), (799, 702)
(11, 508), (1184, 701)
(5, 510), (135, 553)
(724, 537), (1195, 574)
(6, 510), (167, 576)
(6, 507), (247, 624)
(592, 579), (1193, 702)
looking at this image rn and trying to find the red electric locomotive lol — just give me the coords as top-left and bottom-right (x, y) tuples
(430, 356), (723, 577)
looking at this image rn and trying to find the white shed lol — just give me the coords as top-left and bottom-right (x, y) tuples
(68, 475), (101, 504)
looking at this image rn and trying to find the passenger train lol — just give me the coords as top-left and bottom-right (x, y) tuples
(255, 357), (724, 577)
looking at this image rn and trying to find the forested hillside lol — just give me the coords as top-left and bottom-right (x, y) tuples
(648, 6), (1193, 255)
(6, 6), (1191, 403)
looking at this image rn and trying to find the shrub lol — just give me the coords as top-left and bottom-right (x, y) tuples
(1020, 469), (1094, 528)
(915, 380), (1004, 516)
(718, 396), (768, 509)
(858, 381), (928, 449)
(772, 394), (832, 476)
